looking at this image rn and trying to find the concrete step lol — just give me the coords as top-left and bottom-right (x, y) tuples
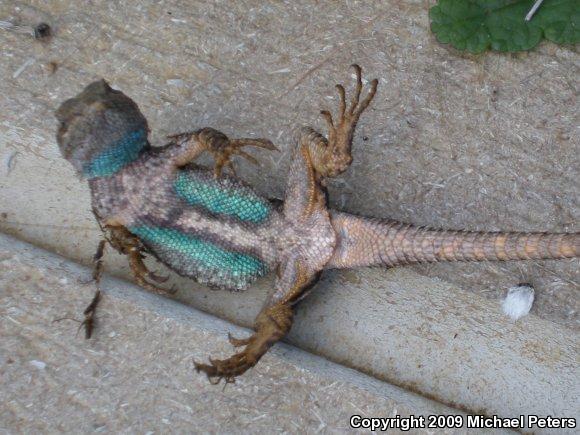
(1, 233), (501, 434)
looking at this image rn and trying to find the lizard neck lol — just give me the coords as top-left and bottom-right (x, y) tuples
(82, 132), (149, 179)
(325, 211), (579, 269)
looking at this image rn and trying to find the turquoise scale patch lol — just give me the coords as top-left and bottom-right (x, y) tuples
(174, 172), (271, 223)
(129, 226), (267, 284)
(83, 129), (147, 178)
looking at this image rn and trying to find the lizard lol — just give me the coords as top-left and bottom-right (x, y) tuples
(55, 65), (579, 383)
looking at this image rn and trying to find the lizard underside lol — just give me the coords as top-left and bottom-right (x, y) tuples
(55, 66), (579, 383)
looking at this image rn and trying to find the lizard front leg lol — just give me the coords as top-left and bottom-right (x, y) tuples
(105, 225), (174, 295)
(79, 226), (175, 338)
(167, 128), (276, 177)
(194, 259), (316, 383)
(79, 239), (106, 339)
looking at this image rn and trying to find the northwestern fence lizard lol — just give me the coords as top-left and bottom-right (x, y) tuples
(55, 65), (579, 383)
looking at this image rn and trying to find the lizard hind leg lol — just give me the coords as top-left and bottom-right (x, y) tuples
(317, 64), (378, 178)
(194, 303), (293, 384)
(194, 259), (314, 383)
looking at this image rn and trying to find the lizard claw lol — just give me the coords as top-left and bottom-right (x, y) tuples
(52, 289), (100, 338)
(193, 330), (266, 383)
(194, 350), (256, 384)
(321, 64), (378, 131)
(194, 305), (292, 384)
(167, 128), (277, 178)
(147, 270), (170, 283)
(317, 64), (378, 177)
(227, 332), (253, 348)
(213, 137), (277, 178)
(81, 289), (102, 339)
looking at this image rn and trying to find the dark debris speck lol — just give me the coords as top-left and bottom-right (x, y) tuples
(34, 22), (51, 40)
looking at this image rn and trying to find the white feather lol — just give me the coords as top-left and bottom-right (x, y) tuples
(502, 284), (535, 321)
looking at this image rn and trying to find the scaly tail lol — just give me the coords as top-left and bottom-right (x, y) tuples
(326, 211), (579, 269)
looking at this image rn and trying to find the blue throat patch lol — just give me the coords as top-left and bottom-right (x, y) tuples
(83, 129), (147, 178)
(174, 172), (271, 223)
(129, 226), (267, 283)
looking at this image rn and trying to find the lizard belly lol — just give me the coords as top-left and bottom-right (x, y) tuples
(129, 221), (272, 290)
(119, 162), (279, 290)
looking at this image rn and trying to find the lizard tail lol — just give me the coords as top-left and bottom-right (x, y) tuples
(326, 211), (579, 269)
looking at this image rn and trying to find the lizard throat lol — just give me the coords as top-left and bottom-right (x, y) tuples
(83, 129), (148, 178)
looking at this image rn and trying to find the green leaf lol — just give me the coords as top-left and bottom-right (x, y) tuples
(429, 0), (580, 53)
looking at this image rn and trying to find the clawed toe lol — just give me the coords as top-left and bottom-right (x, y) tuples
(230, 138), (278, 151)
(135, 274), (176, 296)
(194, 353), (254, 384)
(213, 138), (277, 178)
(231, 149), (259, 165)
(81, 289), (101, 338)
(349, 64), (363, 113)
(320, 64), (378, 131)
(228, 332), (253, 347)
(128, 248), (176, 296)
(166, 128), (277, 179)
(315, 65), (378, 177)
(343, 64), (378, 119)
(147, 270), (169, 283)
(52, 289), (101, 339)
(194, 328), (270, 383)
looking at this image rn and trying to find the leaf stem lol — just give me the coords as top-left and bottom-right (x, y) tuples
(525, 0), (545, 21)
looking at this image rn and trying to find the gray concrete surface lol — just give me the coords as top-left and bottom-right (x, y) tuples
(1, 234), (501, 434)
(0, 0), (579, 427)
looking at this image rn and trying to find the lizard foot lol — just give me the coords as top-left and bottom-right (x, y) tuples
(129, 248), (177, 295)
(81, 289), (102, 339)
(79, 240), (105, 338)
(222, 137), (277, 178)
(319, 64), (378, 177)
(170, 128), (277, 178)
(106, 225), (177, 296)
(52, 289), (102, 339)
(194, 304), (292, 383)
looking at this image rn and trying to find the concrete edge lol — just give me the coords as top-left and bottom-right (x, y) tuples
(0, 231), (481, 422)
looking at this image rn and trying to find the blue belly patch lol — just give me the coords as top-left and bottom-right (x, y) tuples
(174, 172), (271, 223)
(129, 226), (267, 288)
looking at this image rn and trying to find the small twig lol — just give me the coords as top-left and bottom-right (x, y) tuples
(525, 0), (544, 22)
(12, 58), (35, 79)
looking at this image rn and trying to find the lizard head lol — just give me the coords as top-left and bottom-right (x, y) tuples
(55, 80), (150, 179)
